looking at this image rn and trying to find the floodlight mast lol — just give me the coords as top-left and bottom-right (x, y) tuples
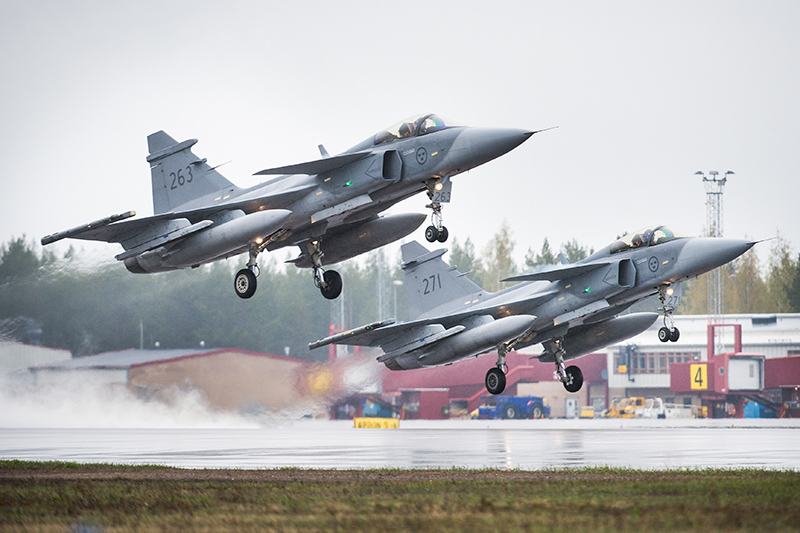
(696, 170), (734, 353)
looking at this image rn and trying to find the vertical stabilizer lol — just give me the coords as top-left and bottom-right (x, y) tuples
(401, 241), (485, 320)
(146, 131), (238, 214)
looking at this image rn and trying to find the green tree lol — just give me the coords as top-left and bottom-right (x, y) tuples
(725, 247), (769, 313)
(481, 220), (516, 292)
(765, 234), (798, 313)
(561, 238), (591, 263)
(677, 274), (707, 315)
(524, 238), (557, 268)
(0, 236), (41, 281)
(791, 252), (800, 312)
(448, 237), (479, 283)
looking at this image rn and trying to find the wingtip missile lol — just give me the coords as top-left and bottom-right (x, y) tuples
(41, 211), (136, 246)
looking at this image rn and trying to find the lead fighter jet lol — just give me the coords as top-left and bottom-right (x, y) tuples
(309, 226), (756, 394)
(41, 114), (535, 299)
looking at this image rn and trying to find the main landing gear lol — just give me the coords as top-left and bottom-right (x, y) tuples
(309, 240), (342, 300)
(424, 179), (449, 243)
(543, 338), (584, 393)
(233, 236), (342, 300)
(485, 349), (508, 395)
(484, 330), (534, 395)
(657, 285), (680, 343)
(234, 244), (263, 299)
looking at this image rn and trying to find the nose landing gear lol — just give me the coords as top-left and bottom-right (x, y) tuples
(658, 286), (680, 342)
(424, 178), (449, 243)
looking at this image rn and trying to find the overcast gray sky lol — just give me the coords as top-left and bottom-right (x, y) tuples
(1, 1), (798, 268)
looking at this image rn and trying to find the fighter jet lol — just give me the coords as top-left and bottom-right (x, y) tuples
(41, 114), (535, 300)
(309, 226), (756, 394)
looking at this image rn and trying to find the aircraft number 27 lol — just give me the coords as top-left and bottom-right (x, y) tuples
(423, 273), (442, 295)
(169, 166), (194, 190)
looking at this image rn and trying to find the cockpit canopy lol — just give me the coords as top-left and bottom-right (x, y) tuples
(610, 226), (688, 254)
(373, 114), (462, 146)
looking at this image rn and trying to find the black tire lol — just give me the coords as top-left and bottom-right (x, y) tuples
(532, 404), (544, 419)
(564, 365), (583, 393)
(436, 226), (449, 243)
(320, 270), (343, 300)
(503, 404), (517, 419)
(670, 327), (680, 342)
(658, 327), (671, 343)
(485, 367), (506, 395)
(234, 269), (257, 299)
(425, 225), (439, 243)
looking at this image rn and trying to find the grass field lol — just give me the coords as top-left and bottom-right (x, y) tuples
(1, 461), (799, 532)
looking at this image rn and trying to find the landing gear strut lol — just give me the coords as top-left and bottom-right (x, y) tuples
(424, 178), (449, 243)
(234, 244), (262, 299)
(234, 231), (288, 299)
(546, 338), (584, 393)
(485, 349), (508, 395)
(484, 326), (534, 395)
(657, 286), (680, 342)
(308, 240), (342, 300)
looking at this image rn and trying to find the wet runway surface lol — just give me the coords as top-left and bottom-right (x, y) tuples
(2, 419), (799, 470)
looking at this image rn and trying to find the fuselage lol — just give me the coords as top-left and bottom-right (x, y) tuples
(413, 227), (755, 351)
(488, 231), (754, 347)
(131, 114), (532, 271)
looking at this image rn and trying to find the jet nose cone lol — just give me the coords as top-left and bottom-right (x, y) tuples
(678, 238), (756, 275)
(449, 127), (534, 170)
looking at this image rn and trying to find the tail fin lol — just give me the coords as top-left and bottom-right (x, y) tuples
(401, 241), (484, 320)
(146, 131), (238, 214)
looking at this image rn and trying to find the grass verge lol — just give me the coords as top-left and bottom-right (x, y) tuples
(1, 461), (798, 532)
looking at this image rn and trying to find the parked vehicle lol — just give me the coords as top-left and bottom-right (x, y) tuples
(477, 395), (550, 419)
(605, 397), (702, 419)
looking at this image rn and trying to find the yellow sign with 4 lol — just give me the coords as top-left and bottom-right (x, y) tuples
(690, 364), (708, 390)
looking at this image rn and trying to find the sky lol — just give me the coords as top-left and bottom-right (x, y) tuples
(1, 1), (798, 269)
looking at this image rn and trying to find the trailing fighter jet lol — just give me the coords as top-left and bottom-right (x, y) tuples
(309, 226), (756, 394)
(41, 114), (535, 299)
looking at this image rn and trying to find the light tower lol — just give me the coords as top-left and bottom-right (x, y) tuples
(696, 170), (733, 350)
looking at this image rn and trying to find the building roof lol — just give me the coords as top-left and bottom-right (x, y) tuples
(30, 347), (306, 371)
(613, 313), (800, 355)
(0, 342), (72, 372)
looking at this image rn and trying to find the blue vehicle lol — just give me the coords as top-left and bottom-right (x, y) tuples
(478, 395), (550, 420)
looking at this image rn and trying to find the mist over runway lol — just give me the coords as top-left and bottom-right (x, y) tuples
(3, 419), (799, 471)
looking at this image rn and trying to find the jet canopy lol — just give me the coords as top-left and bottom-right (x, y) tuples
(610, 225), (688, 254)
(372, 114), (463, 146)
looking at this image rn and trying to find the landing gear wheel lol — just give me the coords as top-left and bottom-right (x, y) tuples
(320, 270), (343, 300)
(425, 225), (439, 243)
(658, 327), (671, 343)
(563, 365), (583, 393)
(234, 269), (257, 299)
(670, 327), (680, 342)
(503, 404), (517, 419)
(436, 226), (449, 243)
(485, 367), (506, 395)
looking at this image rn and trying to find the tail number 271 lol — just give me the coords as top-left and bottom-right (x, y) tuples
(422, 273), (442, 295)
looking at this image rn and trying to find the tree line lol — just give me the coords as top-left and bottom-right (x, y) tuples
(1, 225), (798, 360)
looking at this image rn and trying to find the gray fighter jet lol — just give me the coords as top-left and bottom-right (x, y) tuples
(41, 114), (535, 299)
(309, 226), (755, 394)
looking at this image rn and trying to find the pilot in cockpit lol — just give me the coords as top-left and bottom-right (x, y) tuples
(398, 121), (416, 138)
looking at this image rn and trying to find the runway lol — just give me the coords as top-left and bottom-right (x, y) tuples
(2, 419), (799, 470)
